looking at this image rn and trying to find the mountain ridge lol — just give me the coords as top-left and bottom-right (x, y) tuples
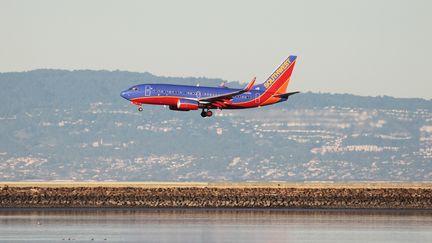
(0, 70), (430, 182)
(1, 68), (430, 102)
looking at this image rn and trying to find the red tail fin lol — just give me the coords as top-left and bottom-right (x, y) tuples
(252, 55), (297, 94)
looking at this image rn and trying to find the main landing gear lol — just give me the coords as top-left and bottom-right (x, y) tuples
(200, 109), (213, 118)
(138, 106), (143, 112)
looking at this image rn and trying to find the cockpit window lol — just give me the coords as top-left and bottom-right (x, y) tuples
(129, 87), (138, 91)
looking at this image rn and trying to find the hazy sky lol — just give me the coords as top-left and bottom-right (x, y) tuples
(1, 0), (431, 98)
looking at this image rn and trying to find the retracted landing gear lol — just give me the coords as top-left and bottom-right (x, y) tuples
(201, 109), (213, 118)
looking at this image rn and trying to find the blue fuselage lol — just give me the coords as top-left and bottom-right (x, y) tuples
(121, 84), (265, 103)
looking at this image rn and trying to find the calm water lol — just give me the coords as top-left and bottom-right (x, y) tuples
(0, 209), (431, 242)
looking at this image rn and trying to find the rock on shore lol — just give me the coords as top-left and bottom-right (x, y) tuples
(1, 186), (431, 209)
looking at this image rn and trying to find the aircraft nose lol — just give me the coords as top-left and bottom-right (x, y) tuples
(120, 90), (129, 100)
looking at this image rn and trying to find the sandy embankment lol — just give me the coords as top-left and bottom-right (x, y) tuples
(0, 182), (431, 209)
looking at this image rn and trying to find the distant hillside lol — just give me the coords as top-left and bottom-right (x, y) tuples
(1, 69), (431, 111)
(0, 70), (431, 182)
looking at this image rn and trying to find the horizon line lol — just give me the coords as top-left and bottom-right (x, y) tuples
(1, 68), (431, 101)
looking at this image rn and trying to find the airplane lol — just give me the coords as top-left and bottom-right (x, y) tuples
(120, 55), (299, 117)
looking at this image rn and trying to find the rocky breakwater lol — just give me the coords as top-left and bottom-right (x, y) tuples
(0, 185), (431, 209)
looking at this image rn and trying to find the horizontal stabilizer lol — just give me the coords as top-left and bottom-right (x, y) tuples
(273, 91), (300, 99)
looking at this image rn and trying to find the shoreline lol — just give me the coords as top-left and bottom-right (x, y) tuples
(1, 182), (431, 209)
(2, 181), (432, 188)
(1, 207), (431, 212)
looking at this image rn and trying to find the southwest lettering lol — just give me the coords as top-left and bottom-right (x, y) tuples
(263, 59), (291, 89)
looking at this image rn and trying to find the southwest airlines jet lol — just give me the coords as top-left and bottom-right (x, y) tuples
(120, 55), (299, 117)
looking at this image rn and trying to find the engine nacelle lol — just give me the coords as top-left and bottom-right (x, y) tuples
(171, 99), (199, 111)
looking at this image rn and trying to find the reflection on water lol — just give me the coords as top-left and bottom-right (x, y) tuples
(0, 209), (431, 242)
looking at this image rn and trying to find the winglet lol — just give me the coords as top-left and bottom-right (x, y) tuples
(244, 77), (256, 92)
(219, 82), (227, 88)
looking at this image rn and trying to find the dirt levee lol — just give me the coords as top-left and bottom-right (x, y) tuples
(1, 182), (431, 209)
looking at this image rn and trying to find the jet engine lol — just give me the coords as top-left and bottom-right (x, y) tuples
(170, 99), (199, 111)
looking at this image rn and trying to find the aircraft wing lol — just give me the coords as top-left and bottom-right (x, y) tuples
(199, 77), (256, 105)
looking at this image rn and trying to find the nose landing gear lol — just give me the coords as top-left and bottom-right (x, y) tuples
(201, 109), (213, 117)
(138, 106), (143, 112)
